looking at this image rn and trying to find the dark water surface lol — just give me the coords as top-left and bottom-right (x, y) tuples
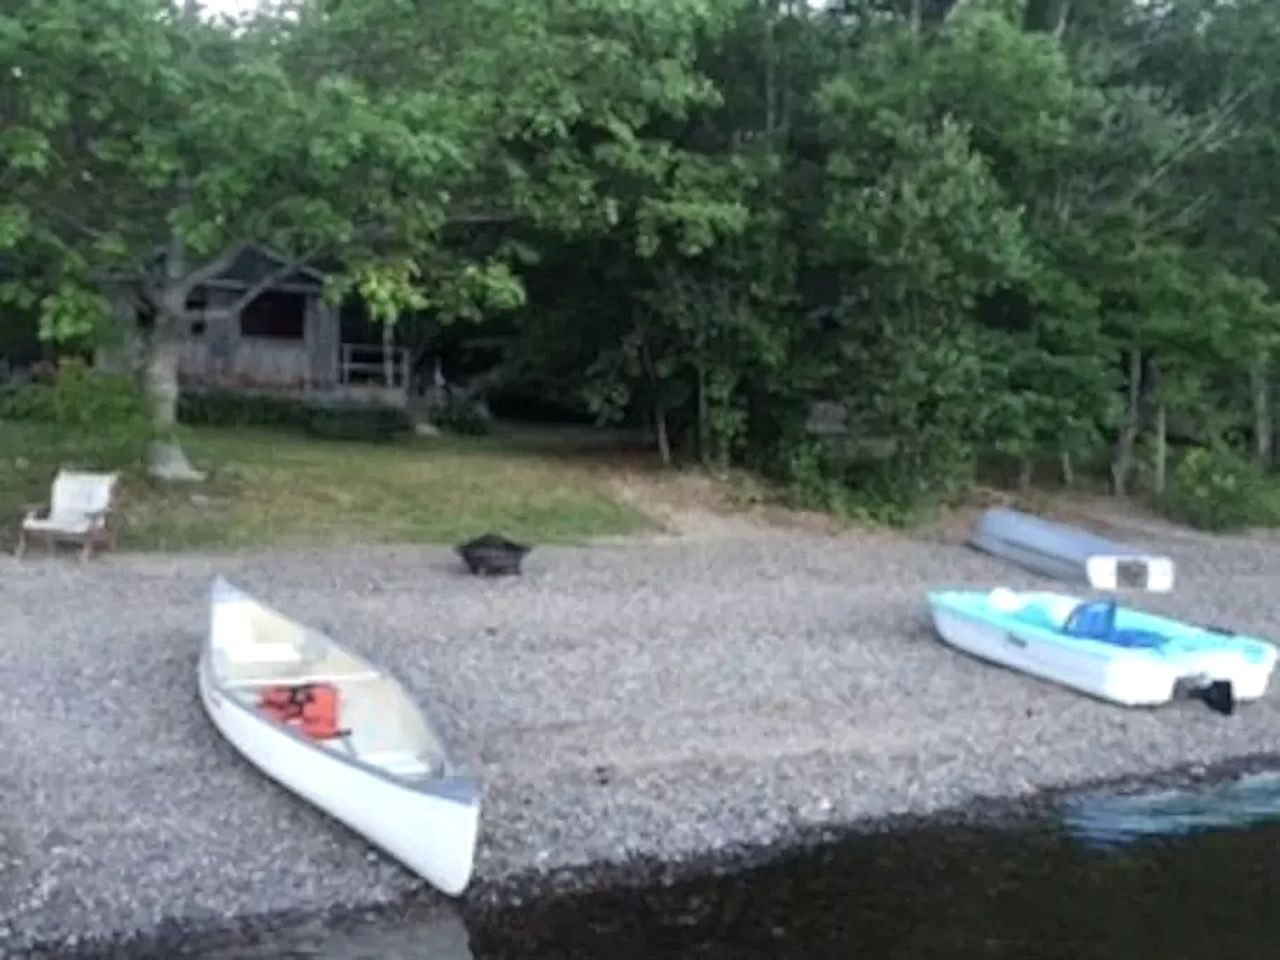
(182, 774), (1280, 960)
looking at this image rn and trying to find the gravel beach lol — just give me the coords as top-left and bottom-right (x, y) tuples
(4, 520), (1280, 956)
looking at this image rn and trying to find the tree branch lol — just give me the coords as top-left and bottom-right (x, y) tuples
(40, 204), (112, 244)
(219, 246), (327, 318)
(943, 0), (976, 25)
(172, 244), (247, 298)
(446, 209), (521, 226)
(1123, 84), (1255, 208)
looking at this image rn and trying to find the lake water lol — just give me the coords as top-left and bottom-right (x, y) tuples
(179, 773), (1280, 960)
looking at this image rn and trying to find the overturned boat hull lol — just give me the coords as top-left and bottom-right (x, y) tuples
(970, 507), (1174, 592)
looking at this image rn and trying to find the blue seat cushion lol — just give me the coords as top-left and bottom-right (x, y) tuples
(1064, 600), (1167, 649)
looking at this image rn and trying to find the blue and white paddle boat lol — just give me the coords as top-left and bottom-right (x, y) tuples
(927, 588), (1277, 714)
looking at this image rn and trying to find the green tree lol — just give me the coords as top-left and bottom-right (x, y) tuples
(807, 24), (1031, 508)
(2, 0), (520, 475)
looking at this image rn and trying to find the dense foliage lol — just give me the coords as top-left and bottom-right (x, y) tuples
(0, 361), (150, 468)
(4, 0), (1280, 526)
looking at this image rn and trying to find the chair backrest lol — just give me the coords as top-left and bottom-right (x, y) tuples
(49, 470), (119, 520)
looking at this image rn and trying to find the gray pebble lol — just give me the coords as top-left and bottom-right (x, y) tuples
(3, 526), (1280, 953)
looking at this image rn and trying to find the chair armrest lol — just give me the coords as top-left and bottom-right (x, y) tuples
(85, 508), (115, 529)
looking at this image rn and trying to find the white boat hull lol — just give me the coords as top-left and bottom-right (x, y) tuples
(930, 603), (1180, 706)
(198, 580), (481, 896)
(928, 589), (1276, 708)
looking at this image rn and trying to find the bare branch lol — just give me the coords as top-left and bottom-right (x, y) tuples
(218, 246), (326, 318)
(943, 0), (976, 25)
(447, 210), (520, 226)
(172, 244), (247, 297)
(1123, 83), (1257, 208)
(1147, 189), (1216, 240)
(38, 204), (111, 244)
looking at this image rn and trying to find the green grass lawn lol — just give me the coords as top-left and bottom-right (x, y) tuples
(0, 421), (651, 552)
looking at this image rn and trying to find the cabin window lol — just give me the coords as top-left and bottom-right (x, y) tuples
(240, 290), (307, 340)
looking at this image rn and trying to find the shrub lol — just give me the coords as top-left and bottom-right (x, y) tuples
(0, 360), (150, 469)
(178, 390), (305, 428)
(779, 437), (851, 513)
(433, 395), (491, 436)
(775, 434), (931, 527)
(301, 401), (412, 442)
(1158, 444), (1280, 532)
(0, 382), (57, 421)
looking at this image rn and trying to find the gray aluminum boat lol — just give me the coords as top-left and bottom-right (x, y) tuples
(969, 507), (1174, 592)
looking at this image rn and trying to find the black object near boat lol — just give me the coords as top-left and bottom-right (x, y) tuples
(456, 533), (532, 576)
(1196, 680), (1236, 716)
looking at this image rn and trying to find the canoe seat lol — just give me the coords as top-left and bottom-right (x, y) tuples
(357, 749), (439, 779)
(335, 682), (448, 778)
(223, 670), (382, 689)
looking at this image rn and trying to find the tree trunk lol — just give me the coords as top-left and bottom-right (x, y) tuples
(143, 307), (205, 482)
(1153, 399), (1168, 496)
(763, 0), (777, 139)
(637, 324), (671, 466)
(144, 305), (207, 481)
(1017, 458), (1033, 491)
(1146, 359), (1167, 497)
(143, 223), (205, 482)
(1252, 353), (1272, 467)
(1060, 450), (1074, 487)
(696, 360), (709, 468)
(1111, 341), (1143, 497)
(145, 322), (182, 433)
(654, 403), (671, 466)
(778, 0), (794, 137)
(1024, 0), (1070, 35)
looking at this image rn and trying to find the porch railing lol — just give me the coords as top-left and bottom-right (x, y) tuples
(339, 343), (410, 390)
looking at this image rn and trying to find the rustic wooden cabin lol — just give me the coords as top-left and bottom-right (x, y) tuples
(102, 244), (410, 408)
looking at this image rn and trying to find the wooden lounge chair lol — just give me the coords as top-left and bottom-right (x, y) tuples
(17, 470), (121, 561)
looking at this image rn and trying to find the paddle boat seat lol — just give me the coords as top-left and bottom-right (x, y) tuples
(1004, 594), (1169, 650)
(1061, 599), (1168, 649)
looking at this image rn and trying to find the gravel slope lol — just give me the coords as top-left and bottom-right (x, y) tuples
(4, 526), (1280, 955)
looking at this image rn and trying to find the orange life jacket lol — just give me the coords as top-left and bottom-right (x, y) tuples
(258, 683), (342, 740)
(259, 684), (304, 723)
(301, 684), (341, 740)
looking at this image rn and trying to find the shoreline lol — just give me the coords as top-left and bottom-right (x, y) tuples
(6, 530), (1280, 957)
(15, 751), (1280, 959)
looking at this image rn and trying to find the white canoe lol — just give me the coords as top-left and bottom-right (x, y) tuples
(197, 577), (481, 896)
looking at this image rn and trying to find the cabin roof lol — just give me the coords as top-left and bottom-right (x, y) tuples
(207, 244), (327, 291)
(94, 242), (328, 293)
